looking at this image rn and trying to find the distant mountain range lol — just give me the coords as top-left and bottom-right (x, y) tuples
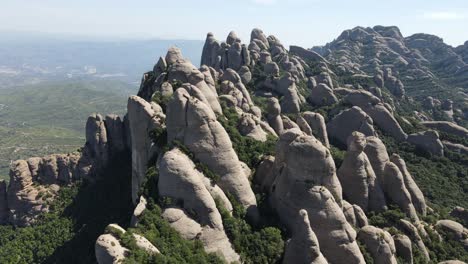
(0, 32), (204, 87)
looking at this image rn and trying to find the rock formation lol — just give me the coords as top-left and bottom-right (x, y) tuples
(282, 209), (328, 264)
(158, 148), (240, 262)
(338, 132), (387, 212)
(358, 225), (397, 264)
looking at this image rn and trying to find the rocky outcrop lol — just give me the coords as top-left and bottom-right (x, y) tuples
(166, 88), (258, 219)
(364, 137), (419, 221)
(271, 132), (365, 263)
(422, 121), (468, 138)
(266, 97), (284, 135)
(283, 209), (328, 264)
(450, 207), (468, 225)
(158, 148), (240, 262)
(95, 224), (159, 264)
(436, 220), (468, 249)
(443, 141), (468, 155)
(407, 130), (444, 156)
(308, 83), (338, 106)
(127, 95), (165, 203)
(343, 201), (369, 228)
(301, 112), (329, 148)
(327, 106), (377, 147)
(338, 132), (386, 212)
(358, 225), (397, 264)
(393, 234), (413, 264)
(399, 219), (430, 262)
(390, 154), (427, 216)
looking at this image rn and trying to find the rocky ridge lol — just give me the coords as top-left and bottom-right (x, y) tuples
(1, 27), (467, 263)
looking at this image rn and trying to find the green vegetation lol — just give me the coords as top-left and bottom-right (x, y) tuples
(218, 103), (277, 169)
(0, 187), (76, 264)
(380, 133), (468, 210)
(215, 197), (284, 264)
(121, 202), (225, 264)
(0, 80), (131, 180)
(0, 152), (133, 263)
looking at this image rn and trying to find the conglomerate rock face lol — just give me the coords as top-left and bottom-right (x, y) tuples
(7, 27), (467, 264)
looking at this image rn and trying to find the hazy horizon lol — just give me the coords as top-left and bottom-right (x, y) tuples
(1, 0), (467, 48)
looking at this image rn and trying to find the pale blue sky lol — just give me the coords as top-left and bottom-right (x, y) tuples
(1, 0), (467, 47)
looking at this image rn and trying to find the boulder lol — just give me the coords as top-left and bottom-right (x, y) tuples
(302, 112), (330, 148)
(343, 201), (369, 228)
(450, 207), (468, 225)
(130, 196), (147, 227)
(271, 132), (365, 263)
(158, 148), (240, 262)
(327, 106), (377, 147)
(407, 130), (444, 156)
(421, 121), (468, 138)
(253, 156), (276, 193)
(358, 225), (397, 264)
(338, 132), (386, 212)
(95, 234), (128, 264)
(308, 83), (338, 106)
(166, 89), (258, 219)
(399, 219), (430, 262)
(393, 234), (413, 264)
(266, 98), (284, 135)
(390, 154), (427, 216)
(282, 209), (328, 264)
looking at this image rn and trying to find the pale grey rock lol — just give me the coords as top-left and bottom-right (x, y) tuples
(238, 113), (269, 142)
(264, 62), (280, 76)
(343, 200), (368, 228)
(358, 225), (397, 264)
(338, 132), (386, 212)
(201, 32), (221, 67)
(130, 196), (147, 227)
(281, 85), (301, 113)
(228, 42), (243, 70)
(238, 66), (252, 84)
(393, 234), (413, 264)
(443, 141), (468, 155)
(390, 154), (427, 216)
(165, 46), (185, 65)
(271, 132), (365, 263)
(162, 207), (202, 240)
(399, 219), (430, 262)
(316, 72), (334, 88)
(407, 130), (444, 156)
(296, 115), (313, 136)
(327, 106), (377, 146)
(422, 121), (468, 138)
(282, 209), (328, 264)
(95, 234), (128, 264)
(266, 98), (284, 135)
(282, 116), (300, 130)
(450, 207), (468, 225)
(259, 51), (272, 64)
(436, 220), (467, 242)
(253, 156), (276, 193)
(302, 112), (329, 148)
(438, 261), (467, 264)
(251, 28), (269, 49)
(133, 233), (160, 254)
(85, 113), (109, 169)
(364, 136), (419, 220)
(166, 90), (258, 219)
(308, 83), (338, 106)
(363, 103), (408, 142)
(127, 95), (165, 203)
(153, 56), (167, 75)
(226, 30), (239, 45)
(158, 148), (240, 262)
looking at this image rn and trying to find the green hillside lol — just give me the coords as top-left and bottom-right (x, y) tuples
(0, 80), (132, 180)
